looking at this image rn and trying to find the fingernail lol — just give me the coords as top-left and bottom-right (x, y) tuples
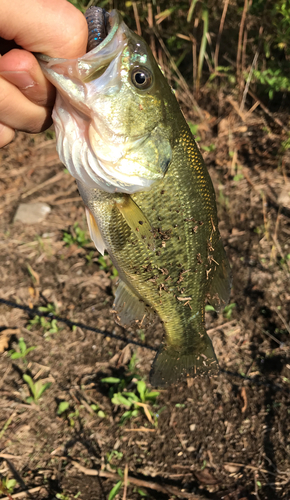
(0, 70), (36, 90)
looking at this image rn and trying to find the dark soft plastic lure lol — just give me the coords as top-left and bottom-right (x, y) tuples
(85, 7), (109, 51)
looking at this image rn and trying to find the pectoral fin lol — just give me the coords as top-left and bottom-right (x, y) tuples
(115, 195), (155, 251)
(85, 207), (106, 255)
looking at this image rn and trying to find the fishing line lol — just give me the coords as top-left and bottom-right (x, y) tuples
(0, 297), (157, 352)
(0, 298), (287, 391)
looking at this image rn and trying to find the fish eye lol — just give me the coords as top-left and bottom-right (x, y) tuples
(131, 67), (153, 90)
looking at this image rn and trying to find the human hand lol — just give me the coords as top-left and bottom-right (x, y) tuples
(0, 0), (87, 148)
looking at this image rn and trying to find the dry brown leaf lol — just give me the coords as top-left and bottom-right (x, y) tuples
(27, 264), (40, 285)
(0, 328), (20, 353)
(241, 386), (247, 413)
(194, 468), (219, 485)
(0, 333), (10, 353)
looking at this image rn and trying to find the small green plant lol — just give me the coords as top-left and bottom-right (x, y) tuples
(223, 302), (236, 320)
(67, 409), (80, 427)
(23, 374), (52, 404)
(209, 66), (235, 84)
(27, 303), (59, 337)
(107, 450), (124, 463)
(97, 255), (118, 279)
(57, 401), (70, 415)
(201, 143), (216, 152)
(57, 403), (81, 427)
(56, 491), (80, 500)
(28, 315), (59, 336)
(233, 166), (244, 182)
(63, 223), (90, 247)
(187, 122), (201, 141)
(251, 68), (290, 99)
(67, 0), (87, 13)
(8, 337), (36, 361)
(55, 493), (71, 500)
(106, 451), (124, 500)
(108, 477), (123, 500)
(218, 186), (230, 210)
(0, 477), (17, 496)
(205, 304), (216, 313)
(279, 253), (290, 271)
(102, 376), (160, 426)
(85, 250), (95, 263)
(137, 329), (146, 342)
(90, 404), (106, 419)
(57, 401), (105, 425)
(134, 488), (148, 497)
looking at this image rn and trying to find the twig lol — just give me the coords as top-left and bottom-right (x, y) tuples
(273, 307), (290, 335)
(223, 462), (288, 477)
(122, 464), (129, 500)
(147, 2), (157, 60)
(21, 172), (64, 199)
(240, 50), (259, 112)
(0, 486), (44, 500)
(0, 454), (21, 460)
(71, 461), (206, 499)
(247, 90), (286, 131)
(132, 2), (142, 36)
(191, 34), (197, 90)
(152, 26), (203, 118)
(0, 412), (17, 440)
(260, 328), (283, 346)
(214, 0), (229, 69)
(123, 427), (155, 432)
(133, 401), (154, 424)
(207, 320), (238, 335)
(254, 470), (261, 500)
(236, 0), (248, 89)
(0, 365), (11, 390)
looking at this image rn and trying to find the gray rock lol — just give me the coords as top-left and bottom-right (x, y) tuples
(13, 202), (51, 224)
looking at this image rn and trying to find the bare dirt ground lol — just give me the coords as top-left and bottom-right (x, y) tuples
(0, 93), (290, 500)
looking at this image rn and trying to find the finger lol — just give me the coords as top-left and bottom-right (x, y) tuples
(0, 122), (15, 148)
(0, 75), (52, 133)
(0, 0), (88, 58)
(0, 49), (56, 107)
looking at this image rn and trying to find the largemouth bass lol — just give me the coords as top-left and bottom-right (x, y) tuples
(37, 7), (231, 387)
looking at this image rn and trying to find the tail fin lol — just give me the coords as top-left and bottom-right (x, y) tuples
(150, 335), (218, 387)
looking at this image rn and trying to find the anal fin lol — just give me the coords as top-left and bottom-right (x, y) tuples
(85, 207), (106, 255)
(115, 195), (155, 251)
(208, 239), (232, 312)
(113, 280), (152, 327)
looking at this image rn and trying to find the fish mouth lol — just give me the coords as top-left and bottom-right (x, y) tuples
(36, 8), (124, 81)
